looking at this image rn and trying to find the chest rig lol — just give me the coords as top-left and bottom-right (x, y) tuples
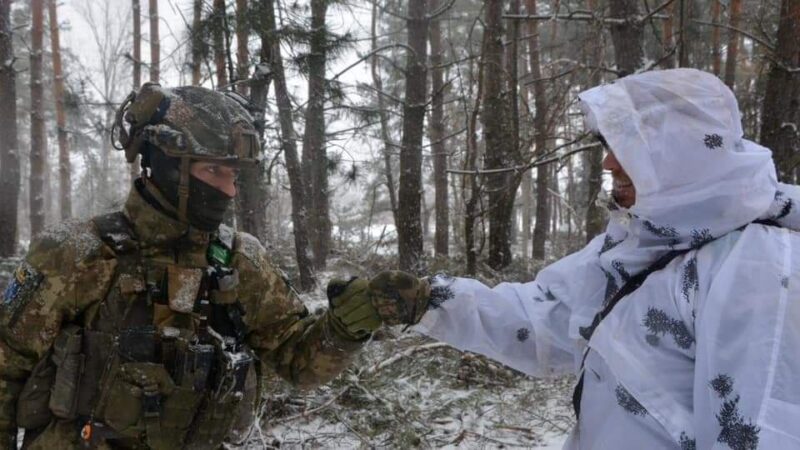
(35, 212), (257, 449)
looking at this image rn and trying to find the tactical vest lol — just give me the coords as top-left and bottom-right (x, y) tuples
(17, 212), (259, 449)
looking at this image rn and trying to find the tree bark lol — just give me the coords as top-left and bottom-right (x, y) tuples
(528, 0), (550, 260)
(213, 0), (227, 88)
(761, 0), (800, 181)
(149, 0), (159, 82)
(131, 0), (143, 179)
(30, 0), (46, 238)
(235, 0), (249, 96)
(370, 2), (397, 225)
(48, 0), (70, 220)
(191, 0), (202, 85)
(303, 0), (331, 270)
(429, 0), (448, 257)
(608, 0), (644, 76)
(0, 0), (19, 256)
(483, 0), (516, 270)
(584, 0), (606, 242)
(235, 0), (269, 242)
(711, 0), (721, 76)
(397, 0), (428, 273)
(724, 0), (742, 89)
(262, 0), (315, 290)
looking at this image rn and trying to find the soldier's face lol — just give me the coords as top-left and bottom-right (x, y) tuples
(602, 150), (635, 208)
(190, 161), (240, 198)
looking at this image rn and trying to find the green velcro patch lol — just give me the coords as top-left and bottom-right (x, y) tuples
(207, 242), (232, 266)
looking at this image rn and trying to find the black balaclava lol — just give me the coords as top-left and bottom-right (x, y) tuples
(145, 144), (234, 232)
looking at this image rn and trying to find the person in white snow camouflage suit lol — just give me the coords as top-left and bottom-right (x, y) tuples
(370, 68), (800, 449)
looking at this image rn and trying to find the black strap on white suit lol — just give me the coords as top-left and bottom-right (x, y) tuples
(571, 248), (689, 418)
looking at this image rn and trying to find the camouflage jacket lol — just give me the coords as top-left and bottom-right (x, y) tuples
(0, 185), (365, 449)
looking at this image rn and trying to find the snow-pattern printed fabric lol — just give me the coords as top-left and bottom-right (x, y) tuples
(710, 375), (760, 450)
(415, 70), (800, 449)
(615, 384), (648, 416)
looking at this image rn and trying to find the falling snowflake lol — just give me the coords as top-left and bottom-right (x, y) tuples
(516, 328), (530, 342)
(704, 133), (724, 149)
(615, 385), (648, 416)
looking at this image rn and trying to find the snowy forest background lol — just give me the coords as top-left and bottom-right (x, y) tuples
(0, 0), (798, 447)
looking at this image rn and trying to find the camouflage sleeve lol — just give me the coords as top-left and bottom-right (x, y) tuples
(0, 222), (116, 443)
(233, 233), (366, 390)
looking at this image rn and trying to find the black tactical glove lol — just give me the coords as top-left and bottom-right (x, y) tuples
(368, 271), (431, 325)
(327, 278), (382, 339)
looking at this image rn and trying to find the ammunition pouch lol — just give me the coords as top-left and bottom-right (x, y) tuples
(49, 325), (85, 420)
(16, 349), (56, 430)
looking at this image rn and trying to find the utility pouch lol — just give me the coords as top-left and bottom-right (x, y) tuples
(17, 349), (56, 429)
(119, 326), (159, 362)
(218, 350), (253, 395)
(48, 324), (84, 419)
(172, 341), (214, 391)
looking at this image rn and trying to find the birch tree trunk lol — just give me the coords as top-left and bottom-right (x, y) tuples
(30, 0), (46, 237)
(397, 0), (428, 272)
(48, 0), (70, 220)
(429, 0), (448, 257)
(761, 0), (799, 182)
(149, 0), (159, 82)
(0, 0), (19, 256)
(262, 0), (315, 290)
(303, 0), (331, 269)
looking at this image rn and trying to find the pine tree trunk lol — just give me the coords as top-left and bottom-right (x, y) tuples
(213, 0), (227, 87)
(584, 0), (606, 242)
(370, 2), (398, 225)
(30, 0), (47, 238)
(48, 0), (70, 220)
(235, 0), (269, 242)
(724, 0), (742, 89)
(608, 0), (644, 76)
(0, 0), (19, 256)
(397, 0), (428, 273)
(661, 0), (675, 68)
(149, 0), (159, 82)
(483, 0), (516, 270)
(130, 0), (142, 179)
(761, 0), (800, 182)
(235, 0), (249, 96)
(262, 0), (315, 290)
(528, 0), (550, 260)
(303, 0), (331, 270)
(711, 0), (721, 76)
(191, 0), (202, 85)
(429, 0), (448, 257)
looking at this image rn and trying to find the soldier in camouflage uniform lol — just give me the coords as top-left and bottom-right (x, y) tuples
(0, 83), (416, 450)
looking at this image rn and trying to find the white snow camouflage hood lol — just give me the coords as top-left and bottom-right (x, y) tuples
(578, 68), (778, 314)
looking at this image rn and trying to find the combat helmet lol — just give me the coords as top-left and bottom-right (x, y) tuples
(113, 83), (261, 230)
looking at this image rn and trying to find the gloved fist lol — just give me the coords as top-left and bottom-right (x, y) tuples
(327, 277), (381, 338)
(368, 271), (430, 325)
